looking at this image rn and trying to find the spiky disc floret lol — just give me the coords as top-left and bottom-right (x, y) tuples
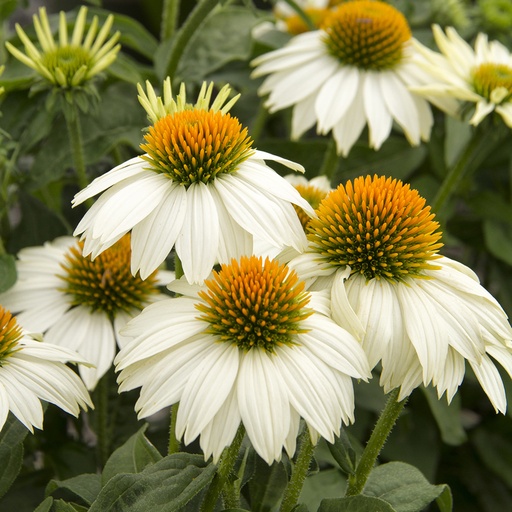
(196, 256), (313, 353)
(140, 109), (255, 188)
(58, 235), (159, 316)
(308, 175), (443, 281)
(322, 0), (411, 71)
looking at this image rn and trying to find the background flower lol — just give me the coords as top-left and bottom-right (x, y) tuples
(0, 235), (173, 390)
(252, 0), (457, 156)
(412, 24), (512, 127)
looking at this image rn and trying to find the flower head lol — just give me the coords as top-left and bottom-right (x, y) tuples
(115, 255), (370, 464)
(0, 305), (92, 432)
(73, 79), (314, 284)
(0, 235), (172, 390)
(289, 175), (512, 411)
(252, 0), (458, 156)
(412, 25), (512, 127)
(6, 6), (120, 89)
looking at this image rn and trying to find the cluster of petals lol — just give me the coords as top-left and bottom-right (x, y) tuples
(288, 254), (512, 412)
(115, 272), (371, 464)
(0, 307), (92, 432)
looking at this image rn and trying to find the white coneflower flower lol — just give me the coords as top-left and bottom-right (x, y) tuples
(0, 235), (173, 390)
(115, 255), (370, 464)
(72, 79), (314, 284)
(252, 0), (457, 156)
(0, 305), (92, 432)
(6, 6), (120, 89)
(289, 175), (512, 412)
(412, 25), (512, 128)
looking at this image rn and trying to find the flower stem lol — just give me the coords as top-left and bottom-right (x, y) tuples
(431, 123), (506, 217)
(93, 372), (111, 468)
(160, 0), (180, 41)
(167, 403), (180, 455)
(200, 424), (245, 512)
(345, 388), (406, 496)
(282, 0), (317, 30)
(64, 104), (88, 192)
(280, 426), (316, 512)
(318, 138), (339, 183)
(165, 0), (219, 79)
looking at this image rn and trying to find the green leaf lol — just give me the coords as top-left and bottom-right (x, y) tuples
(7, 192), (68, 253)
(444, 116), (472, 168)
(89, 452), (216, 511)
(246, 455), (288, 512)
(435, 485), (453, 512)
(421, 387), (467, 446)
(34, 497), (54, 512)
(169, 6), (263, 82)
(327, 428), (357, 475)
(0, 414), (28, 499)
(484, 220), (512, 266)
(472, 428), (512, 488)
(300, 468), (345, 510)
(364, 461), (449, 512)
(0, 254), (17, 293)
(319, 495), (396, 511)
(53, 499), (87, 512)
(29, 81), (145, 189)
(86, 7), (158, 61)
(46, 474), (102, 507)
(102, 424), (162, 486)
(338, 137), (427, 185)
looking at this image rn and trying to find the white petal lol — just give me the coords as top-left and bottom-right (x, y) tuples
(130, 181), (187, 279)
(178, 343), (239, 445)
(72, 156), (148, 206)
(470, 355), (507, 413)
(238, 349), (290, 464)
(332, 85), (367, 156)
(379, 71), (421, 145)
(363, 72), (393, 150)
(316, 66), (359, 133)
(175, 182), (219, 284)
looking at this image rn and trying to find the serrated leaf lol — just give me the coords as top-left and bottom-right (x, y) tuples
(102, 424), (162, 485)
(0, 414), (29, 499)
(319, 495), (396, 511)
(364, 461), (448, 512)
(46, 474), (101, 507)
(327, 428), (357, 475)
(421, 387), (467, 446)
(0, 254), (17, 293)
(89, 452), (216, 511)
